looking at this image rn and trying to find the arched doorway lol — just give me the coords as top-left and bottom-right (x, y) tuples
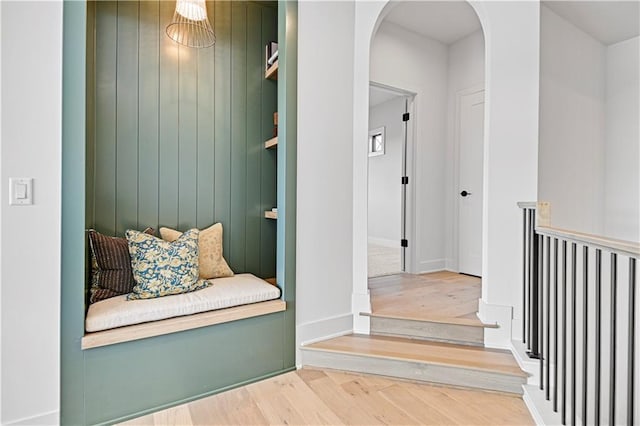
(352, 0), (488, 334)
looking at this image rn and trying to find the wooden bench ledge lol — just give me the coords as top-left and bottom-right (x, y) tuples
(82, 299), (286, 350)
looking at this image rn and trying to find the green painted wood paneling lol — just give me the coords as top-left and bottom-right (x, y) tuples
(245, 4), (263, 277)
(61, 2), (88, 424)
(94, 1), (117, 235)
(83, 312), (285, 425)
(213, 1), (232, 256)
(230, 1), (248, 272)
(195, 2), (215, 229)
(88, 1), (276, 276)
(158, 0), (180, 229)
(115, 1), (140, 235)
(138, 0), (160, 230)
(277, 0), (298, 370)
(85, 1), (96, 229)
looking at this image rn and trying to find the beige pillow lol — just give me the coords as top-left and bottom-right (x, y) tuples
(159, 223), (234, 279)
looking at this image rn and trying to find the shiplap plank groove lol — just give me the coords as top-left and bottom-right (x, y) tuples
(116, 1), (140, 235)
(230, 1), (248, 272)
(177, 43), (198, 229)
(245, 4), (263, 276)
(137, 0), (160, 230)
(157, 0), (179, 229)
(214, 1), (232, 256)
(94, 1), (118, 234)
(195, 4), (215, 229)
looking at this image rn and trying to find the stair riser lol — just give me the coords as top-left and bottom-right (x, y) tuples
(370, 317), (484, 346)
(301, 349), (525, 395)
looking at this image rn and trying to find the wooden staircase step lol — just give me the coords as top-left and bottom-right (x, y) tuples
(301, 334), (528, 395)
(362, 312), (497, 347)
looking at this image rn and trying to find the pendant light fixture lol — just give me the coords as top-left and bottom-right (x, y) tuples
(166, 0), (216, 48)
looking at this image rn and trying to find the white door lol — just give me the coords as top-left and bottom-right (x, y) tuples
(458, 90), (485, 276)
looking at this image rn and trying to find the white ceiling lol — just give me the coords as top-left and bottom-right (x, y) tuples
(370, 86), (403, 107)
(543, 1), (640, 45)
(383, 1), (482, 45)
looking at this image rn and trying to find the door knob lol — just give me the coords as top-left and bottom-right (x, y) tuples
(460, 190), (471, 197)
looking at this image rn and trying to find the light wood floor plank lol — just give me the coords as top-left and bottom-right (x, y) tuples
(120, 369), (534, 426)
(369, 271), (484, 325)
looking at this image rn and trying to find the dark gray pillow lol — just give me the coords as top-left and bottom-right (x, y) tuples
(88, 228), (154, 303)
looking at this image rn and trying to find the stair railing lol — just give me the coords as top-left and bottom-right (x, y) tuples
(519, 202), (639, 425)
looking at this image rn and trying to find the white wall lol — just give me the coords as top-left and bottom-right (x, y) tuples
(296, 0), (355, 351)
(472, 1), (540, 346)
(368, 97), (404, 245)
(604, 36), (640, 242)
(538, 5), (606, 236)
(0, 2), (62, 424)
(444, 30), (485, 271)
(370, 21), (449, 273)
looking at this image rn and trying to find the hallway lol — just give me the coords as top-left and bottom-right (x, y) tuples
(369, 271), (483, 325)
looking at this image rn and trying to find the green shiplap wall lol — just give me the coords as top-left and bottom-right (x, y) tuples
(88, 0), (277, 278)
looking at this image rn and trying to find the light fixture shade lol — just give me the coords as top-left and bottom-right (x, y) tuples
(166, 0), (216, 48)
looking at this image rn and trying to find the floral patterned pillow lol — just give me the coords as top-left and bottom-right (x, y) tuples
(160, 223), (234, 279)
(126, 228), (210, 300)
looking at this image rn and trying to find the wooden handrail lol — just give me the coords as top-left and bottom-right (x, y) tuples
(536, 225), (640, 258)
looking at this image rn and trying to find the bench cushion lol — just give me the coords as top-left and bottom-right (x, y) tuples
(85, 273), (280, 332)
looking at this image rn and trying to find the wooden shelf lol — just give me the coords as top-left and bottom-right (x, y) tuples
(265, 136), (278, 149)
(265, 60), (278, 80)
(264, 210), (278, 220)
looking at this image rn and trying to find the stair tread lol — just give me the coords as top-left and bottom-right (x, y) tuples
(303, 334), (528, 378)
(362, 312), (499, 328)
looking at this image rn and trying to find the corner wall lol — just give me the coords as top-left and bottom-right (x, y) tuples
(296, 0), (356, 352)
(604, 36), (640, 242)
(0, 1), (63, 424)
(538, 4), (606, 236)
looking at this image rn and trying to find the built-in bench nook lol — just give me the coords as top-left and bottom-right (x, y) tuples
(60, 1), (297, 423)
(82, 274), (285, 349)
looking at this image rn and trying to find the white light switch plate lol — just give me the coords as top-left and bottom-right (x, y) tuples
(9, 178), (33, 205)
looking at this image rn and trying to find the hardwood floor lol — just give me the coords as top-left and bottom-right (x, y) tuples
(120, 368), (534, 425)
(369, 271), (483, 325)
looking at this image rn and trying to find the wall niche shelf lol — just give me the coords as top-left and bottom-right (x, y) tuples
(264, 210), (278, 220)
(265, 60), (278, 80)
(265, 136), (278, 149)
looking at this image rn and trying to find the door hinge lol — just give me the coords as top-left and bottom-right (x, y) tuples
(402, 112), (410, 122)
(401, 176), (409, 185)
(401, 239), (408, 248)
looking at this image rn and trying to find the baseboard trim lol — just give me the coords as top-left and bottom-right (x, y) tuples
(478, 299), (512, 349)
(4, 410), (59, 425)
(296, 313), (353, 365)
(509, 339), (540, 386)
(367, 237), (398, 248)
(522, 387), (545, 426)
(522, 384), (563, 426)
(417, 259), (447, 273)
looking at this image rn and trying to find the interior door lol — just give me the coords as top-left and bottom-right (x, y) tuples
(458, 90), (485, 276)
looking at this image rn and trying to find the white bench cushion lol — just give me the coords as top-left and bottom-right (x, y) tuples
(86, 273), (281, 332)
